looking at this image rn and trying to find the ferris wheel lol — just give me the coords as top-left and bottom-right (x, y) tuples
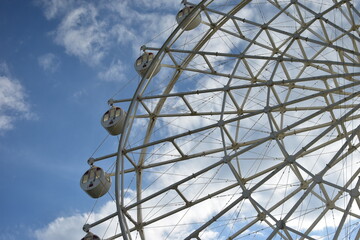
(80, 0), (360, 239)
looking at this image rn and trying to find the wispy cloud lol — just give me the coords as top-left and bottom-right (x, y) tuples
(32, 190), (221, 240)
(0, 62), (34, 133)
(39, 0), (179, 68)
(98, 60), (127, 82)
(34, 212), (88, 240)
(38, 53), (61, 73)
(33, 0), (360, 238)
(33, 196), (133, 240)
(54, 4), (108, 66)
(35, 0), (77, 20)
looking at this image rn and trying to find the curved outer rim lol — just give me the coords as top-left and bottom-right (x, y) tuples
(113, 0), (360, 239)
(114, 0), (255, 238)
(115, 1), (208, 238)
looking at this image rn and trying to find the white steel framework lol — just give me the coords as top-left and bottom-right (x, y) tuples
(83, 0), (360, 239)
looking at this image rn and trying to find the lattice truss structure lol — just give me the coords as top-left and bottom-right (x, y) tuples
(85, 0), (360, 239)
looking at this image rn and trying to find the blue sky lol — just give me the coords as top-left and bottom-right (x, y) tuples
(2, 0), (360, 239)
(0, 0), (179, 239)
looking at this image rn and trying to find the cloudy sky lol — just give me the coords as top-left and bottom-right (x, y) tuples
(2, 0), (360, 239)
(0, 0), (180, 239)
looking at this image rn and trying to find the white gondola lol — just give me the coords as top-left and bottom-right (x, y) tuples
(101, 106), (126, 136)
(81, 232), (100, 240)
(176, 5), (201, 31)
(134, 52), (161, 78)
(80, 166), (111, 199)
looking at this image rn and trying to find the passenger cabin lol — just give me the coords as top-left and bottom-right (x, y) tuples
(101, 106), (126, 136)
(80, 166), (111, 198)
(176, 6), (201, 31)
(81, 232), (100, 240)
(134, 52), (161, 78)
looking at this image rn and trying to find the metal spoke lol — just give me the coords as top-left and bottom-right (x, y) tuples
(81, 0), (360, 239)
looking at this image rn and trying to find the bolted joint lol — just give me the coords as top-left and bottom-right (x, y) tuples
(218, 120), (225, 127)
(286, 155), (296, 164)
(257, 212), (266, 221)
(313, 174), (323, 183)
(107, 98), (115, 106)
(264, 106), (271, 113)
(270, 131), (278, 139)
(150, 113), (157, 120)
(277, 220), (286, 229)
(293, 33), (300, 39)
(301, 181), (309, 190)
(326, 201), (335, 210)
(266, 80), (274, 86)
(83, 224), (90, 233)
(87, 157), (95, 166)
(222, 155), (231, 164)
(242, 189), (251, 199)
(350, 188), (360, 198)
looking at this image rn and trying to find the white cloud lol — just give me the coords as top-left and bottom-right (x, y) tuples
(72, 89), (88, 100)
(34, 214), (87, 240)
(36, 0), (77, 20)
(129, 0), (178, 10)
(106, 1), (177, 45)
(54, 4), (108, 66)
(40, 0), (180, 67)
(34, 201), (116, 240)
(32, 186), (226, 239)
(34, 193), (136, 240)
(98, 60), (127, 82)
(35, 0), (360, 238)
(0, 233), (16, 240)
(0, 225), (32, 240)
(0, 62), (34, 133)
(110, 24), (137, 46)
(0, 115), (12, 131)
(38, 53), (61, 72)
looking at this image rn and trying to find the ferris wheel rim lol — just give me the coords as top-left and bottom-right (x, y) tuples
(114, 1), (211, 238)
(107, 0), (360, 239)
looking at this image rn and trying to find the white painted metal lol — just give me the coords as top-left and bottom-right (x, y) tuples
(101, 106), (126, 135)
(134, 52), (161, 79)
(80, 166), (111, 198)
(176, 6), (202, 31)
(81, 232), (101, 240)
(82, 0), (360, 239)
